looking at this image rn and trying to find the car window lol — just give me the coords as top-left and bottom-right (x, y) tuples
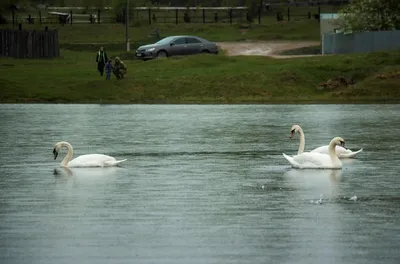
(187, 37), (201, 44)
(155, 36), (175, 45)
(172, 38), (186, 45)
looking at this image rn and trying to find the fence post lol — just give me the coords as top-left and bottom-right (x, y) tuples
(202, 9), (205, 24)
(27, 30), (32, 58)
(44, 30), (48, 58)
(70, 10), (73, 25)
(287, 7), (290, 21)
(21, 30), (24, 58)
(18, 24), (22, 30)
(98, 9), (100, 24)
(39, 11), (42, 24)
(12, 10), (15, 25)
(18, 30), (21, 58)
(31, 30), (35, 58)
(123, 8), (126, 24)
(148, 8), (151, 25)
(52, 30), (56, 57)
(175, 9), (178, 24)
(308, 11), (311, 19)
(229, 9), (232, 25)
(0, 31), (2, 56)
(318, 6), (321, 22)
(55, 30), (60, 57)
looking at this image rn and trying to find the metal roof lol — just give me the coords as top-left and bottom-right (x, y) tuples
(320, 13), (339, 20)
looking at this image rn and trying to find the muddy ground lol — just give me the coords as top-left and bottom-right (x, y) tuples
(217, 41), (321, 58)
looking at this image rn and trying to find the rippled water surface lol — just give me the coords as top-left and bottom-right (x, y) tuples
(0, 104), (399, 264)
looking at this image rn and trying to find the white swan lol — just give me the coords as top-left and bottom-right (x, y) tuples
(282, 137), (346, 169)
(53, 141), (127, 168)
(290, 124), (363, 158)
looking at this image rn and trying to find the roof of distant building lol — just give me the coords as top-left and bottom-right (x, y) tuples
(320, 13), (339, 20)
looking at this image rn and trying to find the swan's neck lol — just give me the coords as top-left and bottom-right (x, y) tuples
(297, 129), (305, 155)
(60, 142), (73, 167)
(328, 142), (341, 167)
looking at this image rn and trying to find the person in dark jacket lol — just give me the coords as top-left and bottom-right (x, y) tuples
(113, 57), (127, 79)
(96, 46), (108, 76)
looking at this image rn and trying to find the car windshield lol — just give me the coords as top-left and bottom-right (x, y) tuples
(155, 36), (176, 45)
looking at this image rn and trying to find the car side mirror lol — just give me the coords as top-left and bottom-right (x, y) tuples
(170, 43), (175, 46)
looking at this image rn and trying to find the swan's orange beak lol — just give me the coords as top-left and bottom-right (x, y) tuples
(53, 148), (58, 160)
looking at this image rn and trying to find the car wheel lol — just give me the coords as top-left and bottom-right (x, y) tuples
(157, 50), (168, 58)
(201, 50), (210, 54)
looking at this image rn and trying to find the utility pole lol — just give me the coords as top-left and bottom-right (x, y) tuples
(126, 0), (130, 52)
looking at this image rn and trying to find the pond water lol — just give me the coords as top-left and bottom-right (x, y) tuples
(0, 104), (399, 264)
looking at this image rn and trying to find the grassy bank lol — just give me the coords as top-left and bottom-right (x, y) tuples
(278, 45), (321, 55)
(1, 49), (399, 104)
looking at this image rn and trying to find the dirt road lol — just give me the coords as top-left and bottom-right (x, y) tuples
(217, 41), (321, 58)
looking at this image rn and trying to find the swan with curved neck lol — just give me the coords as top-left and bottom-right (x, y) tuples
(283, 136), (345, 169)
(290, 124), (363, 158)
(290, 125), (306, 155)
(53, 141), (127, 168)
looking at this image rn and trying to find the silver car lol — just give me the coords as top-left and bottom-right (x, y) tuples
(135, 35), (219, 60)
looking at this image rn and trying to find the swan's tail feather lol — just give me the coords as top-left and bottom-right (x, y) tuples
(282, 153), (291, 162)
(104, 159), (127, 167)
(282, 153), (299, 168)
(339, 148), (363, 158)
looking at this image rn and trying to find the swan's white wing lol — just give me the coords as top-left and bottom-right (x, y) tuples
(334, 146), (353, 155)
(338, 148), (363, 158)
(282, 153), (302, 168)
(311, 145), (351, 154)
(311, 145), (363, 158)
(310, 145), (330, 154)
(68, 154), (117, 168)
(293, 152), (332, 168)
(104, 159), (127, 166)
(283, 152), (338, 169)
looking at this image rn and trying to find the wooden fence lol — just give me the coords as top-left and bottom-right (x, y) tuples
(4, 4), (340, 25)
(0, 29), (60, 59)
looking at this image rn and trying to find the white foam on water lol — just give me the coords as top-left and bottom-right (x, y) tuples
(349, 195), (358, 201)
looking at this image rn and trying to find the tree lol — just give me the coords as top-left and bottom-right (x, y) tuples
(338, 0), (400, 32)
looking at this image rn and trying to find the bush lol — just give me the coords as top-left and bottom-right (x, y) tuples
(0, 13), (7, 24)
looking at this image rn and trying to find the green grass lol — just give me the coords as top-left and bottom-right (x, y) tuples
(1, 8), (399, 104)
(1, 49), (399, 104)
(279, 45), (321, 55)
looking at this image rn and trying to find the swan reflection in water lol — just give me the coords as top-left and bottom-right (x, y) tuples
(283, 169), (343, 200)
(53, 166), (120, 186)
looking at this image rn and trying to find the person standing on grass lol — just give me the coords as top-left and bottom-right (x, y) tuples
(113, 57), (127, 79)
(105, 59), (113, 80)
(96, 46), (108, 76)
